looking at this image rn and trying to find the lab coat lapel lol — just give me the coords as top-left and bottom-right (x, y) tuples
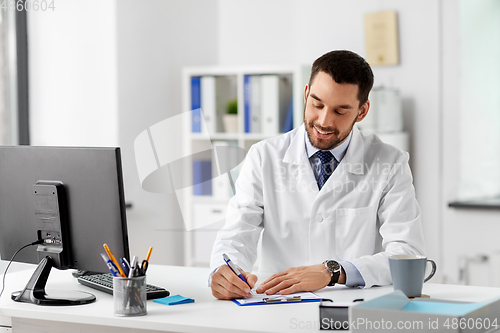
(341, 126), (365, 175)
(282, 124), (319, 194)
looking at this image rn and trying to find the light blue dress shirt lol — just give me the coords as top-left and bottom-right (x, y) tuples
(304, 129), (365, 288)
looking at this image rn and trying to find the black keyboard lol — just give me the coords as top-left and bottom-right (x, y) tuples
(77, 273), (170, 300)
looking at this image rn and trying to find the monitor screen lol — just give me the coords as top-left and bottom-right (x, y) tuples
(0, 146), (130, 304)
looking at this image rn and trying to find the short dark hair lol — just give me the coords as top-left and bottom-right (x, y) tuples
(309, 50), (374, 107)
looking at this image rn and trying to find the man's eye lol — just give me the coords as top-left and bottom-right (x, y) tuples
(313, 104), (323, 109)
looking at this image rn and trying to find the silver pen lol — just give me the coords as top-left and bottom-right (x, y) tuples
(223, 253), (256, 296)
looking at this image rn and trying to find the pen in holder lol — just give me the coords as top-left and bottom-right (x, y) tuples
(113, 276), (147, 316)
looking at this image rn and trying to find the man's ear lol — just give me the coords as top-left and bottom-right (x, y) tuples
(355, 101), (370, 123)
(304, 84), (310, 103)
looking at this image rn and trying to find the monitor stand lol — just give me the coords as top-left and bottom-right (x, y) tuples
(11, 256), (96, 305)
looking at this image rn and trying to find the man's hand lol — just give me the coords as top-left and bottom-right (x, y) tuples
(256, 264), (346, 295)
(210, 265), (258, 300)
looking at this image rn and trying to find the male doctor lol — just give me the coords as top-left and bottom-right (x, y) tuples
(210, 50), (425, 300)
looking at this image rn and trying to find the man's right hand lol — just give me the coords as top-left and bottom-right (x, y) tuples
(210, 265), (258, 300)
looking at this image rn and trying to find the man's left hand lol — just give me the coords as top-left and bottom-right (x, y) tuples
(255, 264), (345, 295)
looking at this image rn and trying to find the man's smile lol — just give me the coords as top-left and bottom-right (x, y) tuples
(313, 126), (335, 139)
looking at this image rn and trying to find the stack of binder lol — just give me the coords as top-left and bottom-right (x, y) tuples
(191, 76), (237, 135)
(244, 74), (294, 134)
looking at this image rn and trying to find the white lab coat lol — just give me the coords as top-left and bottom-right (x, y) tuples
(210, 124), (425, 288)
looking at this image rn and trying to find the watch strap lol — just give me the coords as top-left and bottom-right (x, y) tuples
(323, 260), (341, 286)
(329, 269), (340, 286)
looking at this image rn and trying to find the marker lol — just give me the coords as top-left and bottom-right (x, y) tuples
(100, 253), (119, 277)
(103, 244), (126, 277)
(223, 253), (255, 296)
(120, 257), (131, 277)
(129, 256), (138, 278)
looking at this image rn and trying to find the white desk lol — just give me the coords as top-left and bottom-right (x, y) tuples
(1, 261), (500, 333)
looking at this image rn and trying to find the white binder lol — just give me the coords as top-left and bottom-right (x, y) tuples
(261, 75), (279, 134)
(201, 76), (216, 135)
(250, 75), (261, 133)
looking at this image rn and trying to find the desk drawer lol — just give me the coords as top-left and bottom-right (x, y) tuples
(0, 316), (11, 328)
(192, 203), (227, 230)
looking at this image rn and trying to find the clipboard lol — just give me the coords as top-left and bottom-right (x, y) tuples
(232, 292), (323, 306)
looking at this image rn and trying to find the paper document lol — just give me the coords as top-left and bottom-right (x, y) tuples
(233, 292), (322, 306)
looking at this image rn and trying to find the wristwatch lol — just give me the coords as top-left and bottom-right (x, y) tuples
(323, 260), (341, 286)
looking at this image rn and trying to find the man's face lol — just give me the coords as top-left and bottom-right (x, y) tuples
(304, 71), (369, 150)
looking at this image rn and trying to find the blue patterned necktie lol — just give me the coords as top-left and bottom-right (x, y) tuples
(315, 151), (335, 190)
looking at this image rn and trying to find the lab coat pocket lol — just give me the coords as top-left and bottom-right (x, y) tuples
(335, 206), (377, 260)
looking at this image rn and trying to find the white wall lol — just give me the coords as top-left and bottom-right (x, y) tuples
(115, 0), (219, 265)
(28, 0), (219, 266)
(217, 0), (442, 279)
(28, 0), (118, 146)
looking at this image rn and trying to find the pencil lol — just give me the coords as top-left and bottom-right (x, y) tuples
(103, 243), (126, 277)
(145, 247), (153, 262)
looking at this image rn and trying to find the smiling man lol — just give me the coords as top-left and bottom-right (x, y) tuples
(210, 50), (426, 300)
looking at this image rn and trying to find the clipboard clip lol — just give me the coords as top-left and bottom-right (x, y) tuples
(263, 296), (302, 303)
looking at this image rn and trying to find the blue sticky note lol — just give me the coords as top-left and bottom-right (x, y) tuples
(403, 300), (488, 316)
(153, 294), (195, 306)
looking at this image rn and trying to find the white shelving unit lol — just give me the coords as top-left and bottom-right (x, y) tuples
(357, 87), (410, 153)
(181, 65), (310, 267)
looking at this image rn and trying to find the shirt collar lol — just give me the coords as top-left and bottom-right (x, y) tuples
(305, 128), (353, 162)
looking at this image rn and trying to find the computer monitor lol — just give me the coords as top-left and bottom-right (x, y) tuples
(0, 146), (129, 305)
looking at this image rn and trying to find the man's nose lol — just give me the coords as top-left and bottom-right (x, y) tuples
(317, 109), (334, 127)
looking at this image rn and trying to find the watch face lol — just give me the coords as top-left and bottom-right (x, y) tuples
(327, 260), (340, 272)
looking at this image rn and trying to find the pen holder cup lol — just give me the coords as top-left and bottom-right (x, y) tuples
(113, 276), (147, 316)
